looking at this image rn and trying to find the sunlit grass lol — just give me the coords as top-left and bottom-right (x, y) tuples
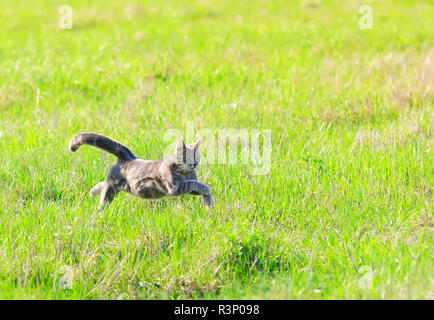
(0, 0), (433, 299)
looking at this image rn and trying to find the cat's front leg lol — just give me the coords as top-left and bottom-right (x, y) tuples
(171, 180), (213, 206)
(202, 192), (213, 206)
(192, 190), (213, 206)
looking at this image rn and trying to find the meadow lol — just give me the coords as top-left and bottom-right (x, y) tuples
(0, 0), (433, 299)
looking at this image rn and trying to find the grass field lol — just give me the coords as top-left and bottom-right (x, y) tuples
(0, 0), (433, 299)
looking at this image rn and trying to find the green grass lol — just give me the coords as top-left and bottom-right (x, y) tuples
(0, 0), (433, 299)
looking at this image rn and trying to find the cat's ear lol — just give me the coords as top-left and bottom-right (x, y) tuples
(175, 138), (185, 152)
(193, 138), (202, 149)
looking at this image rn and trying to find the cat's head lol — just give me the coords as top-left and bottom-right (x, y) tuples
(173, 138), (201, 171)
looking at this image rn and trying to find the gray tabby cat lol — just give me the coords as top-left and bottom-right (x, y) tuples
(69, 132), (213, 209)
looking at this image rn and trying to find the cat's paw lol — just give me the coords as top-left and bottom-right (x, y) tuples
(203, 193), (213, 207)
(90, 189), (98, 197)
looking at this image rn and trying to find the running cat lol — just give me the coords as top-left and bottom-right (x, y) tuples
(69, 132), (213, 209)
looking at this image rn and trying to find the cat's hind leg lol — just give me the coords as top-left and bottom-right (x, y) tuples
(98, 183), (117, 210)
(90, 182), (105, 197)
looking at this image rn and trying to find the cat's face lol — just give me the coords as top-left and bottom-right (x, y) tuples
(174, 138), (201, 171)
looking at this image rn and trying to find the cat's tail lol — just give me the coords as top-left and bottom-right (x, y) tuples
(69, 132), (137, 161)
